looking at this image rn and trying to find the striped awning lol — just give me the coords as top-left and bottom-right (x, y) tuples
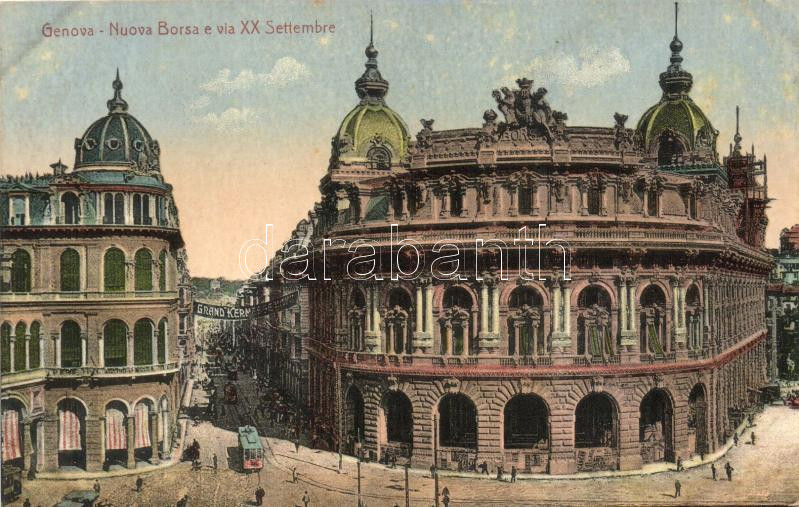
(2, 409), (21, 460)
(134, 403), (151, 448)
(105, 408), (127, 450)
(59, 403), (83, 451)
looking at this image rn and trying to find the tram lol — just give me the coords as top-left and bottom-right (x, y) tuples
(238, 426), (264, 472)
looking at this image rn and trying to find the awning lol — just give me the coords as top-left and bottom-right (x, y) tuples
(2, 409), (21, 460)
(59, 404), (83, 451)
(105, 408), (127, 450)
(134, 404), (151, 448)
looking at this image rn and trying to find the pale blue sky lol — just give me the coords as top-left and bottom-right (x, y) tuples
(1, 0), (797, 278)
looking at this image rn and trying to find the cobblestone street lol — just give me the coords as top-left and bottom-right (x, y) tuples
(10, 374), (799, 506)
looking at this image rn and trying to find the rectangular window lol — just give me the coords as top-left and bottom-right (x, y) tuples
(143, 195), (152, 225)
(11, 197), (26, 225)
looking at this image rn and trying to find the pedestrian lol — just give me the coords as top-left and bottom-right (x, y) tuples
(711, 462), (717, 481)
(391, 454), (397, 469)
(255, 486), (265, 506)
(674, 479), (681, 498)
(750, 432), (756, 446)
(176, 494), (189, 507)
(479, 460), (489, 475)
(725, 461), (734, 481)
(295, 437), (301, 453)
(302, 490), (311, 507)
(676, 457), (684, 472)
(430, 464), (437, 478)
(136, 475), (144, 492)
(511, 465), (517, 483)
(93, 480), (101, 494)
(442, 486), (450, 507)
(733, 432), (739, 446)
(496, 465), (504, 482)
(212, 453), (218, 472)
(700, 451), (705, 462)
(23, 499), (31, 507)
(292, 466), (298, 483)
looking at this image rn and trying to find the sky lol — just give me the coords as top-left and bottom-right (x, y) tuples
(1, 0), (798, 279)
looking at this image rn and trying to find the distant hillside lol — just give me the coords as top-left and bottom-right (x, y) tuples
(192, 277), (244, 300)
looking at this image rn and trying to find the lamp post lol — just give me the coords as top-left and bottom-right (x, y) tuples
(404, 462), (410, 507)
(433, 414), (440, 507)
(357, 447), (362, 507)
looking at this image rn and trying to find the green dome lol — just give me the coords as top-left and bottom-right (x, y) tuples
(74, 71), (161, 172)
(635, 97), (716, 154)
(334, 102), (409, 165)
(329, 30), (409, 169)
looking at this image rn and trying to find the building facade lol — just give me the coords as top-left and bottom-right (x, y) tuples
(767, 226), (799, 380)
(292, 15), (775, 476)
(1, 73), (194, 475)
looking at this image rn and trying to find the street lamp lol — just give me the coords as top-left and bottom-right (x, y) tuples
(404, 461), (410, 507)
(357, 447), (363, 507)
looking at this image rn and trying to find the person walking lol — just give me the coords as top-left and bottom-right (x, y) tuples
(93, 480), (101, 494)
(479, 460), (489, 475)
(711, 462), (717, 481)
(750, 432), (756, 446)
(725, 461), (734, 481)
(176, 494), (189, 507)
(255, 486), (265, 506)
(135, 476), (144, 492)
(511, 465), (517, 483)
(212, 453), (218, 472)
(442, 486), (450, 507)
(302, 490), (311, 507)
(22, 499), (31, 507)
(292, 467), (298, 483)
(676, 457), (684, 472)
(733, 432), (739, 446)
(295, 437), (301, 453)
(496, 465), (504, 482)
(674, 480), (681, 498)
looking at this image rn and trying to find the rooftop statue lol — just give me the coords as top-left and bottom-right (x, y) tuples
(491, 78), (568, 143)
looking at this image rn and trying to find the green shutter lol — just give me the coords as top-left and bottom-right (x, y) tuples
(104, 320), (127, 367)
(29, 322), (40, 368)
(159, 251), (167, 292)
(14, 323), (26, 371)
(61, 321), (82, 368)
(135, 250), (153, 291)
(11, 249), (31, 293)
(134, 320), (153, 365)
(1, 323), (11, 373)
(60, 249), (81, 292)
(158, 319), (167, 364)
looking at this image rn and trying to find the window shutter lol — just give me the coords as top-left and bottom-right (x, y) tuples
(104, 249), (125, 292)
(135, 250), (153, 291)
(60, 249), (81, 292)
(104, 320), (127, 367)
(60, 321), (82, 368)
(134, 320), (153, 365)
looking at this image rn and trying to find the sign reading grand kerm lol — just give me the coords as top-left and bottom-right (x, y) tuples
(193, 292), (298, 320)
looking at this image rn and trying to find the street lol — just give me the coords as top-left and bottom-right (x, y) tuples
(12, 373), (799, 506)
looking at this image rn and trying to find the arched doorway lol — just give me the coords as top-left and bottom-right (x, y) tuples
(344, 386), (365, 456)
(58, 398), (86, 470)
(1, 398), (26, 470)
(639, 389), (674, 463)
(104, 401), (129, 469)
(574, 393), (619, 471)
(503, 394), (549, 473)
(380, 391), (413, 461)
(437, 393), (477, 471)
(688, 384), (708, 456)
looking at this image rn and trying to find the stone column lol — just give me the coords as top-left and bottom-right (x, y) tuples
(150, 411), (160, 464)
(552, 285), (562, 334)
(39, 333), (45, 368)
(507, 185), (518, 216)
(42, 416), (58, 472)
(9, 337), (15, 373)
(54, 333), (61, 368)
(440, 192), (450, 217)
(25, 334), (30, 370)
(425, 284), (434, 335)
(628, 283), (637, 333)
(562, 284), (572, 338)
(491, 286), (500, 335)
(479, 284), (489, 335)
(98, 332), (105, 368)
(126, 416), (135, 468)
(619, 280), (628, 332)
(415, 286), (424, 334)
(81, 333), (87, 366)
(127, 331), (134, 367)
(400, 191), (409, 220)
(152, 329), (158, 365)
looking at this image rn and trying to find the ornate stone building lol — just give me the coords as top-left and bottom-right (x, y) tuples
(249, 15), (773, 475)
(0, 73), (194, 475)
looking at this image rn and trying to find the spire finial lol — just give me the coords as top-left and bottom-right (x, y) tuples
(355, 11), (389, 103)
(733, 105), (743, 154)
(370, 10), (374, 46)
(107, 68), (128, 113)
(674, 2), (679, 39)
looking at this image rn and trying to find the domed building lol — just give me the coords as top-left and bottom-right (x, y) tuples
(0, 73), (194, 476)
(248, 10), (772, 476)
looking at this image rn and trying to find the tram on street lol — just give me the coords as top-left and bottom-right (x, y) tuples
(238, 425), (264, 472)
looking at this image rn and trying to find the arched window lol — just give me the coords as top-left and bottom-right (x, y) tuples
(344, 387), (365, 455)
(134, 319), (153, 365)
(640, 285), (668, 355)
(575, 393), (618, 450)
(657, 133), (685, 166)
(58, 398), (86, 469)
(159, 250), (167, 292)
(29, 321), (41, 369)
(639, 389), (674, 463)
(385, 289), (412, 354)
(104, 248), (126, 292)
(367, 146), (391, 170)
(60, 321), (82, 368)
(60, 248), (81, 292)
(348, 289), (367, 351)
(576, 286), (612, 357)
(142, 195), (151, 225)
(133, 194), (142, 225)
(135, 249), (153, 291)
(441, 287), (472, 355)
(158, 318), (167, 364)
(685, 285), (702, 350)
(438, 393), (477, 449)
(104, 320), (127, 367)
(508, 287), (544, 356)
(61, 192), (80, 224)
(14, 322), (26, 371)
(504, 394), (549, 449)
(10, 249), (31, 293)
(1, 323), (11, 373)
(103, 194), (114, 224)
